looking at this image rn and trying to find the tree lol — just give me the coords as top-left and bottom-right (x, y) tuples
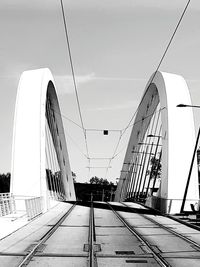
(0, 172), (11, 192)
(89, 176), (113, 186)
(89, 176), (102, 184)
(147, 156), (162, 179)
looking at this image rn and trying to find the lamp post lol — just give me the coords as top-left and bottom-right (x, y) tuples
(177, 104), (200, 213)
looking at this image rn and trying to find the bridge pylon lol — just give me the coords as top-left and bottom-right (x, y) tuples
(115, 71), (199, 214)
(11, 68), (76, 214)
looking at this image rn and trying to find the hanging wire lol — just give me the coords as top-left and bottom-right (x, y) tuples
(104, 133), (123, 179)
(122, 0), (191, 135)
(112, 145), (127, 159)
(103, 107), (163, 178)
(46, 100), (60, 197)
(60, 0), (90, 159)
(58, 0), (191, 181)
(65, 129), (89, 159)
(45, 118), (56, 197)
(51, 107), (83, 130)
(106, 0), (191, 177)
(48, 105), (63, 197)
(45, 124), (54, 196)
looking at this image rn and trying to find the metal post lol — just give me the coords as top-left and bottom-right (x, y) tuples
(141, 142), (153, 197)
(151, 150), (162, 196)
(101, 189), (104, 202)
(129, 151), (140, 199)
(121, 163), (131, 199)
(120, 178), (126, 201)
(132, 152), (141, 198)
(180, 126), (200, 213)
(135, 151), (145, 199)
(110, 188), (113, 202)
(136, 145), (149, 201)
(126, 164), (134, 198)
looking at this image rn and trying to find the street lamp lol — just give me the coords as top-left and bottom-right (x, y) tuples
(177, 104), (200, 108)
(177, 103), (200, 213)
(147, 134), (162, 138)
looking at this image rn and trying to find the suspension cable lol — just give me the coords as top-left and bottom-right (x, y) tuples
(60, 0), (89, 159)
(120, 0), (191, 135)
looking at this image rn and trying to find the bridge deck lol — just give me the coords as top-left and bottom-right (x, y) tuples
(0, 202), (200, 266)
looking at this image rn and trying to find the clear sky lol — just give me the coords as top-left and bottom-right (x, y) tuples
(1, 0), (200, 183)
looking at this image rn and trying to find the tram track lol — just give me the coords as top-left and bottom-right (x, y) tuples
(88, 201), (97, 267)
(2, 201), (200, 266)
(16, 203), (77, 267)
(17, 201), (98, 267)
(122, 202), (200, 251)
(107, 202), (171, 267)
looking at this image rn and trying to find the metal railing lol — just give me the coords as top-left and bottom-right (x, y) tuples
(145, 195), (200, 214)
(0, 193), (16, 216)
(25, 197), (43, 221)
(0, 193), (43, 221)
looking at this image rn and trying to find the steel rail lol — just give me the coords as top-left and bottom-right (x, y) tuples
(107, 202), (171, 267)
(88, 201), (97, 267)
(17, 203), (76, 267)
(122, 202), (200, 251)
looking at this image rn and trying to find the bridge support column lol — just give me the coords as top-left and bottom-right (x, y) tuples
(115, 71), (199, 214)
(11, 69), (76, 214)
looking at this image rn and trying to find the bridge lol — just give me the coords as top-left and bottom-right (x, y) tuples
(0, 68), (200, 266)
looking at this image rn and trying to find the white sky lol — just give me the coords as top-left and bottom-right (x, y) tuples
(1, 0), (200, 183)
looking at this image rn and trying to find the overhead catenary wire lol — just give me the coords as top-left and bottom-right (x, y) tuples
(51, 107), (83, 130)
(112, 144), (127, 159)
(120, 0), (191, 135)
(104, 133), (124, 179)
(65, 129), (89, 159)
(64, 127), (91, 180)
(104, 0), (191, 179)
(86, 128), (122, 133)
(119, 107), (165, 146)
(52, 106), (125, 138)
(53, 109), (120, 161)
(58, 0), (137, 177)
(52, 107), (124, 133)
(155, 0), (191, 73)
(58, 0), (191, 181)
(104, 108), (163, 178)
(60, 0), (89, 159)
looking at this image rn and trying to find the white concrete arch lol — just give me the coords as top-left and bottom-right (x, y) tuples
(11, 68), (76, 211)
(115, 71), (199, 213)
